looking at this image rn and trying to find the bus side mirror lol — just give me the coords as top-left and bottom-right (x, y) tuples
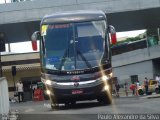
(109, 25), (117, 45)
(31, 31), (40, 51)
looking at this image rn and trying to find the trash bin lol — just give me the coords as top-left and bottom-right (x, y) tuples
(0, 77), (9, 115)
(33, 88), (44, 101)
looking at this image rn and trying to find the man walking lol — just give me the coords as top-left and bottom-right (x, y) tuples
(124, 82), (128, 97)
(144, 77), (149, 95)
(115, 82), (120, 97)
(16, 80), (24, 103)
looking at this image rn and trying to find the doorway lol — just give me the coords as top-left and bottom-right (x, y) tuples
(21, 76), (41, 101)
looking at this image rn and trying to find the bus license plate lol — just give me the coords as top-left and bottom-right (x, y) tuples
(72, 90), (83, 94)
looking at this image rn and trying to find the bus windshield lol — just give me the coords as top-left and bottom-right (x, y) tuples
(41, 20), (107, 71)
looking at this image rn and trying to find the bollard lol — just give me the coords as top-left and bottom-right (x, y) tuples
(0, 77), (9, 118)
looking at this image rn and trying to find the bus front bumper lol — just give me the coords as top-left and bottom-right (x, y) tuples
(45, 83), (111, 103)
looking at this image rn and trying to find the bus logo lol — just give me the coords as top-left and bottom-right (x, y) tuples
(74, 82), (79, 87)
(71, 76), (80, 81)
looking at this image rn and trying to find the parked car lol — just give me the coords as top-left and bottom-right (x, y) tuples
(138, 79), (159, 95)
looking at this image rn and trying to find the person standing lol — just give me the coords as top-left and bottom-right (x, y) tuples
(16, 80), (24, 103)
(130, 83), (136, 96)
(135, 80), (140, 96)
(158, 75), (160, 93)
(155, 75), (159, 81)
(124, 82), (128, 96)
(115, 82), (120, 97)
(144, 77), (149, 95)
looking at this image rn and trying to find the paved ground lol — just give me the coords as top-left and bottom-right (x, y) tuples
(9, 94), (160, 120)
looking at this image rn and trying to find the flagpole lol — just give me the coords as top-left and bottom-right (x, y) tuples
(146, 32), (150, 56)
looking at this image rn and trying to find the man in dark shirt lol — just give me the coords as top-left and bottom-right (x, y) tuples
(144, 77), (149, 95)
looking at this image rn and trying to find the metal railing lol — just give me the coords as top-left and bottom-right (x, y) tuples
(11, 0), (33, 2)
(0, 0), (33, 4)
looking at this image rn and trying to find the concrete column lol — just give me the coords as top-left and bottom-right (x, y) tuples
(0, 77), (9, 116)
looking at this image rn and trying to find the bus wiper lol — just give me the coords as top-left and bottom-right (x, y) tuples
(76, 49), (92, 69)
(58, 49), (68, 70)
(59, 39), (72, 70)
(59, 48), (92, 70)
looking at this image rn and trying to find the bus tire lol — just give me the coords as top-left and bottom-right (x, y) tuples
(98, 94), (112, 105)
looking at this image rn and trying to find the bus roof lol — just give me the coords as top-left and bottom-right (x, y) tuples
(41, 10), (106, 25)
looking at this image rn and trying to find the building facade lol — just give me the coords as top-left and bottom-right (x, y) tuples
(112, 44), (160, 85)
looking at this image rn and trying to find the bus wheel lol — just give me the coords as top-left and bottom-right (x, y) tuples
(98, 94), (112, 105)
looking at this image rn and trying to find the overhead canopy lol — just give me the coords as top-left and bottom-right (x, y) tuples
(0, 7), (160, 43)
(107, 7), (160, 31)
(0, 21), (40, 43)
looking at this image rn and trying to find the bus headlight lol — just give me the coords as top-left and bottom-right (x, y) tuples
(45, 80), (52, 85)
(102, 75), (109, 81)
(103, 85), (109, 91)
(46, 90), (51, 95)
(41, 78), (56, 86)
